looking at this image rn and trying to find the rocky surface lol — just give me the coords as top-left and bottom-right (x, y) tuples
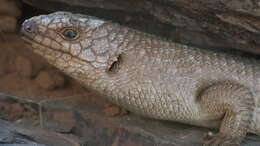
(22, 0), (260, 55)
(0, 119), (79, 146)
(0, 0), (21, 32)
(0, 93), (259, 146)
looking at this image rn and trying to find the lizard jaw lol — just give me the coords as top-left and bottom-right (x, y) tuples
(20, 35), (36, 48)
(20, 35), (49, 53)
(20, 35), (64, 66)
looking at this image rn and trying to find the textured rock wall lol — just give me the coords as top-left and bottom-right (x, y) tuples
(22, 0), (260, 54)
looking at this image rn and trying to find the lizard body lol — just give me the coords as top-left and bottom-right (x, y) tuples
(21, 12), (260, 146)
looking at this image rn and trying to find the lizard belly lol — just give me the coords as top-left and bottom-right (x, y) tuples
(109, 78), (205, 125)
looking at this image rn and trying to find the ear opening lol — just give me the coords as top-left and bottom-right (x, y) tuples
(107, 54), (123, 74)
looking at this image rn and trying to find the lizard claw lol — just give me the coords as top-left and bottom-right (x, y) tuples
(203, 133), (241, 146)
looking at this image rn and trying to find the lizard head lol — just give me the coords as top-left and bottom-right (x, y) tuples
(20, 11), (125, 90)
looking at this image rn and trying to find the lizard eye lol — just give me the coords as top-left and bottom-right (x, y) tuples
(61, 28), (79, 40)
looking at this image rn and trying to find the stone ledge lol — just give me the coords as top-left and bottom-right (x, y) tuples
(0, 93), (259, 146)
(22, 0), (260, 55)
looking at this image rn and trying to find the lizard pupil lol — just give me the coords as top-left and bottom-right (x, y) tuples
(62, 29), (78, 40)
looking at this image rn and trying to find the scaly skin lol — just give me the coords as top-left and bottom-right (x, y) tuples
(20, 12), (260, 146)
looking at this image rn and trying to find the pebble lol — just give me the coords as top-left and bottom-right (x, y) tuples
(103, 104), (128, 117)
(35, 70), (65, 90)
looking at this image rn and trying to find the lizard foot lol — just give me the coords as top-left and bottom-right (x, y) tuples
(203, 133), (242, 146)
(199, 82), (254, 146)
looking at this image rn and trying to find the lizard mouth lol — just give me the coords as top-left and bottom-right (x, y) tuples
(21, 34), (42, 48)
(20, 34), (64, 62)
(20, 35), (37, 47)
(21, 35), (57, 53)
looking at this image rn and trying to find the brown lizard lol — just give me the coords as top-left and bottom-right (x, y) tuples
(20, 12), (260, 146)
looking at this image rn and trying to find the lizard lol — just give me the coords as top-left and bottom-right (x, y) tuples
(20, 11), (260, 146)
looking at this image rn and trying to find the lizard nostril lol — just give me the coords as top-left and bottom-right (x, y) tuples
(22, 20), (36, 33)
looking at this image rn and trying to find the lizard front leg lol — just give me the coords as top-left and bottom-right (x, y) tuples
(198, 82), (255, 146)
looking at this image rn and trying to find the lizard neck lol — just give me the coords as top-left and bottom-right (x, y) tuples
(49, 23), (143, 95)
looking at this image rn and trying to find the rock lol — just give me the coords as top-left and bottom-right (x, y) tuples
(35, 70), (65, 90)
(0, 119), (79, 146)
(45, 110), (76, 133)
(15, 56), (33, 79)
(0, 16), (17, 32)
(0, 0), (21, 18)
(103, 105), (121, 117)
(21, 0), (260, 54)
(0, 93), (258, 146)
(0, 0), (21, 32)
(0, 94), (80, 146)
(103, 104), (128, 117)
(0, 100), (37, 121)
(0, 126), (14, 143)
